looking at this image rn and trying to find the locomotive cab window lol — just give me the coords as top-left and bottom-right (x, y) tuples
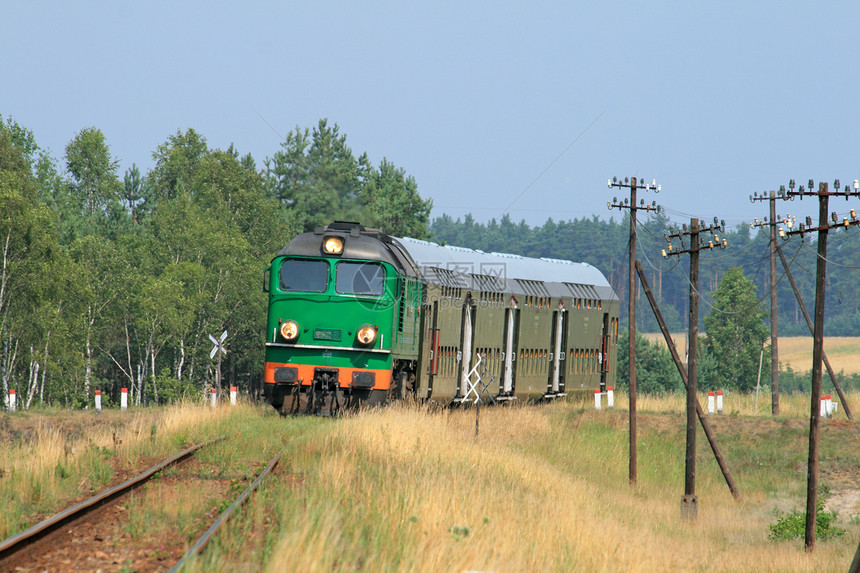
(279, 259), (329, 292)
(336, 262), (385, 296)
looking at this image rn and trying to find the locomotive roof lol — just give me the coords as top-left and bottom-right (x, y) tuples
(276, 222), (616, 300)
(276, 222), (422, 277)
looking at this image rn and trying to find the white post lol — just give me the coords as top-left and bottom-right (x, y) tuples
(707, 392), (715, 415)
(230, 386), (237, 406)
(607, 386), (614, 408)
(210, 388), (217, 408)
(716, 390), (723, 413)
(594, 389), (601, 410)
(95, 390), (102, 412)
(825, 394), (833, 417)
(819, 396), (826, 417)
(121, 387), (128, 410)
(8, 389), (15, 412)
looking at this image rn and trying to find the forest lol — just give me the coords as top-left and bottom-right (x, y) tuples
(3, 114), (859, 407)
(0, 117), (431, 408)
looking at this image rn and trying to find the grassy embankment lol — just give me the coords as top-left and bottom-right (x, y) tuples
(2, 394), (859, 572)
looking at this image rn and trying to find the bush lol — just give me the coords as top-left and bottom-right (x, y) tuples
(768, 487), (846, 542)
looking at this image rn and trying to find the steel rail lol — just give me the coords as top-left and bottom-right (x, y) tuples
(0, 435), (226, 561)
(169, 447), (285, 572)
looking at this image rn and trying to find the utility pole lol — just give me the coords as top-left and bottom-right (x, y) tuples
(775, 178), (860, 552)
(635, 259), (741, 501)
(607, 176), (661, 485)
(749, 191), (787, 415)
(750, 200), (854, 418)
(663, 216), (727, 521)
(773, 243), (853, 420)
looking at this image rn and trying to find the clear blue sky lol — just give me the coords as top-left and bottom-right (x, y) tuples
(3, 1), (859, 230)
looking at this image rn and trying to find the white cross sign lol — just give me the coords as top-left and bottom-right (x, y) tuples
(209, 330), (228, 359)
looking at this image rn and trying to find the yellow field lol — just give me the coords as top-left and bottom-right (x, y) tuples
(642, 334), (860, 375)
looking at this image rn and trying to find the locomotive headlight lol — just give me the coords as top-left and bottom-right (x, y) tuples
(356, 325), (377, 345)
(280, 320), (299, 341)
(322, 236), (344, 255)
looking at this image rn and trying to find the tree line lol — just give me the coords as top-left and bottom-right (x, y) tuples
(430, 212), (860, 337)
(3, 112), (857, 407)
(1, 116), (432, 408)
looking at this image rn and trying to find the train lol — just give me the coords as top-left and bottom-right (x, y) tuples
(262, 221), (620, 414)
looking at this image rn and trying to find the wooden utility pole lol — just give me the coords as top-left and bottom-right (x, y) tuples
(850, 536), (860, 573)
(635, 259), (740, 500)
(607, 176), (661, 485)
(749, 191), (782, 414)
(805, 183), (828, 552)
(686, 218), (699, 520)
(775, 178), (860, 552)
(773, 244), (853, 420)
(664, 216), (727, 521)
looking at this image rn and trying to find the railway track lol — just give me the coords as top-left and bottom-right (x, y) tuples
(0, 437), (284, 571)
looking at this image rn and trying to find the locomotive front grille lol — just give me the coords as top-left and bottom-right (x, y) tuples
(351, 371), (376, 388)
(274, 366), (299, 384)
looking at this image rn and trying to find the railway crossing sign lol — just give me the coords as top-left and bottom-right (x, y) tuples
(209, 330), (227, 392)
(209, 330), (228, 359)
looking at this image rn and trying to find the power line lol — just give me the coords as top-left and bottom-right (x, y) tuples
(499, 109), (607, 217)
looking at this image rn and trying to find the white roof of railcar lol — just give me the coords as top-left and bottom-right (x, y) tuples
(396, 237), (611, 289)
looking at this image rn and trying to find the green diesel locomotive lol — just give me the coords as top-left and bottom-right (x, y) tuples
(262, 221), (619, 414)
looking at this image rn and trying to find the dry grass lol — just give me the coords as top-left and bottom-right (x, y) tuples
(634, 390), (852, 419)
(642, 334), (860, 375)
(3, 397), (857, 571)
(779, 337), (860, 375)
(265, 399), (860, 572)
(0, 400), (235, 538)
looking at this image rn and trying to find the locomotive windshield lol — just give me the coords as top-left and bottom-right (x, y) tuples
(279, 259), (328, 292)
(336, 262), (385, 296)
